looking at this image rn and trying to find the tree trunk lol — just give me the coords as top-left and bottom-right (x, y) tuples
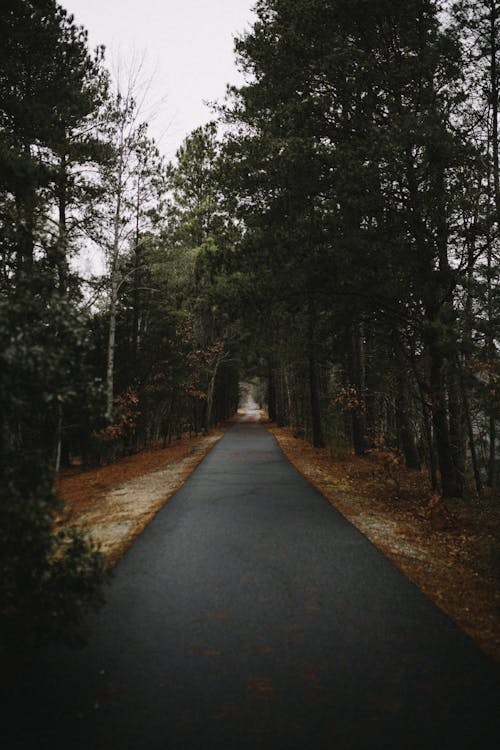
(283, 365), (293, 421)
(349, 322), (368, 455)
(426, 136), (461, 498)
(267, 360), (277, 421)
(486, 227), (497, 487)
(15, 144), (35, 278)
(52, 152), (70, 465)
(308, 310), (325, 448)
(448, 367), (466, 496)
(308, 352), (325, 448)
(422, 394), (438, 492)
(105, 277), (119, 423)
(275, 364), (287, 427)
(491, 0), (500, 225)
(395, 370), (421, 470)
(427, 336), (460, 498)
(54, 402), (63, 475)
(203, 348), (223, 432)
(461, 371), (483, 498)
(105, 136), (125, 424)
(54, 152), (69, 290)
(132, 175), (142, 365)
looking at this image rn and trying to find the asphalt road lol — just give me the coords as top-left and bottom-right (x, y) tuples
(7, 421), (500, 749)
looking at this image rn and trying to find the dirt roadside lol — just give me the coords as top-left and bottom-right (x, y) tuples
(57, 427), (226, 566)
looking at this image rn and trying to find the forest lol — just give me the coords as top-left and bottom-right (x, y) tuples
(0, 0), (498, 652)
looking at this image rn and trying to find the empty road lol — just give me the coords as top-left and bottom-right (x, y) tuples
(7, 421), (500, 749)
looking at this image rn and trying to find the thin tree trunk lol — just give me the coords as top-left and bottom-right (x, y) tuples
(267, 360), (277, 421)
(284, 365), (293, 425)
(427, 336), (460, 498)
(55, 152), (69, 290)
(105, 130), (125, 423)
(461, 372), (483, 498)
(54, 402), (63, 475)
(486, 231), (497, 487)
(349, 322), (368, 455)
(395, 370), (421, 470)
(204, 348), (223, 432)
(491, 0), (500, 224)
(132, 174), (141, 364)
(52, 152), (70, 467)
(308, 352), (325, 448)
(106, 276), (119, 423)
(308, 308), (325, 448)
(15, 144), (36, 279)
(276, 367), (283, 424)
(276, 364), (287, 427)
(416, 378), (438, 491)
(448, 367), (466, 496)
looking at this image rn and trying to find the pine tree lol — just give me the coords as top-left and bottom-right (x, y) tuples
(0, 0), (108, 656)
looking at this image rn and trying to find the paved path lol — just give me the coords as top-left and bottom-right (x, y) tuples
(7, 422), (500, 749)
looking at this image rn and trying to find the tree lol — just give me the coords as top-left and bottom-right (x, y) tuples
(222, 0), (496, 496)
(165, 123), (240, 432)
(0, 0), (108, 655)
(452, 0), (500, 489)
(91, 84), (166, 423)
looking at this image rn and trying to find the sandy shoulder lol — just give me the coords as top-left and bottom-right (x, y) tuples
(58, 431), (225, 565)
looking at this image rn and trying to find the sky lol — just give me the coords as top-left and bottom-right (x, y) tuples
(62, 0), (256, 161)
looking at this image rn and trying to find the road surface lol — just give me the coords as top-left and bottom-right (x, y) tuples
(7, 421), (500, 749)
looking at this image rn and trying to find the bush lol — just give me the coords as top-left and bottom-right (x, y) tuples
(0, 461), (108, 664)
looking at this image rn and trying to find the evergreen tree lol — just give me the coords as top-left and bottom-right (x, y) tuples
(165, 124), (241, 431)
(0, 0), (108, 656)
(223, 0), (495, 494)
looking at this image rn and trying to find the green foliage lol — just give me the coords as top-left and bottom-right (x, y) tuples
(0, 468), (107, 653)
(0, 1), (110, 654)
(221, 0), (499, 492)
(0, 261), (108, 657)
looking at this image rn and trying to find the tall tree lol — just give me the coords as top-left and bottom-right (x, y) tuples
(91, 86), (166, 423)
(166, 123), (239, 431)
(223, 0), (489, 494)
(0, 0), (108, 655)
(453, 0), (500, 488)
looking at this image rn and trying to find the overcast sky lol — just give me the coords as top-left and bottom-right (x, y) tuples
(63, 0), (256, 161)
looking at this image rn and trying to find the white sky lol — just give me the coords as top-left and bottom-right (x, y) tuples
(62, 0), (256, 161)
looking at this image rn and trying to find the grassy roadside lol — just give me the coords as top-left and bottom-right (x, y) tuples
(266, 421), (500, 665)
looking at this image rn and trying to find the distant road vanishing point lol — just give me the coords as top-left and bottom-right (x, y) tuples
(7, 419), (500, 749)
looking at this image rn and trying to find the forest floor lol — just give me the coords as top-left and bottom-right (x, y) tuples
(267, 420), (500, 665)
(57, 427), (226, 566)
